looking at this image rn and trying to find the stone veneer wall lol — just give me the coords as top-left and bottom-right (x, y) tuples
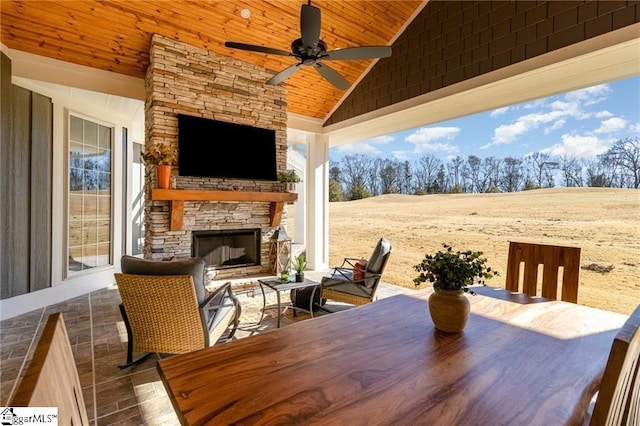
(144, 34), (288, 280)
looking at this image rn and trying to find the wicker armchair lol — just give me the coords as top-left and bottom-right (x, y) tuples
(321, 237), (392, 307)
(115, 256), (240, 368)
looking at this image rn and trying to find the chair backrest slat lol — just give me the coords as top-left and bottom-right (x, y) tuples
(505, 241), (581, 303)
(9, 313), (89, 425)
(591, 305), (640, 425)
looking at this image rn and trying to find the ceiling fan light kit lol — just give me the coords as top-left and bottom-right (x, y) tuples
(225, 1), (392, 89)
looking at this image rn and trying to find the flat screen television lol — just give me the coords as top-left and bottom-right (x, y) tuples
(177, 114), (277, 181)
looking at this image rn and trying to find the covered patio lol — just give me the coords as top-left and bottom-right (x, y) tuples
(1, 1), (639, 423)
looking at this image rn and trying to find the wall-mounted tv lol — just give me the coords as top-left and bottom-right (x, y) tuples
(177, 114), (277, 181)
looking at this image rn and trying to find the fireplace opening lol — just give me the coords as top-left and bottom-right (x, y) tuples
(192, 229), (261, 269)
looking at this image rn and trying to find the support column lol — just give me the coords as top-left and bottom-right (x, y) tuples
(305, 133), (329, 271)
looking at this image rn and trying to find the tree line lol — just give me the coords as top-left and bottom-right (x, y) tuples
(329, 137), (640, 201)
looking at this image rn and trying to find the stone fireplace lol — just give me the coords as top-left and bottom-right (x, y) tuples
(144, 34), (288, 280)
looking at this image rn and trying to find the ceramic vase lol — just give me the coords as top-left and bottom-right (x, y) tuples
(157, 165), (172, 189)
(428, 288), (470, 333)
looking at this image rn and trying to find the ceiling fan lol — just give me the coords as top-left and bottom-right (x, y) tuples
(224, 1), (392, 90)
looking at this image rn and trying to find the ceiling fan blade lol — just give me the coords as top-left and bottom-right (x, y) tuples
(324, 46), (392, 60)
(314, 63), (349, 90)
(300, 4), (321, 49)
(224, 41), (292, 57)
(267, 63), (303, 85)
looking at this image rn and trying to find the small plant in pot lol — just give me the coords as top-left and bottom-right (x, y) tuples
(277, 170), (301, 192)
(414, 244), (498, 333)
(141, 144), (177, 189)
(292, 253), (307, 282)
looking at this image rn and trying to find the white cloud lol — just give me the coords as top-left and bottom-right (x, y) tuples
(631, 122), (640, 132)
(544, 119), (567, 134)
(595, 111), (614, 119)
(490, 107), (509, 117)
(594, 117), (627, 134)
(367, 135), (395, 144)
(405, 127), (460, 154)
(334, 142), (382, 156)
(484, 84), (614, 149)
(391, 150), (411, 161)
(540, 133), (615, 159)
(564, 84), (611, 105)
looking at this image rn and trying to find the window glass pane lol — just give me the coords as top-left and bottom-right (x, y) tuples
(99, 125), (111, 149)
(97, 220), (110, 243)
(83, 194), (98, 217)
(97, 243), (111, 267)
(98, 149), (111, 172)
(68, 246), (83, 272)
(84, 121), (98, 147)
(98, 172), (111, 191)
(70, 116), (83, 142)
(70, 168), (83, 191)
(69, 194), (83, 220)
(68, 115), (113, 275)
(83, 170), (99, 191)
(83, 220), (97, 245)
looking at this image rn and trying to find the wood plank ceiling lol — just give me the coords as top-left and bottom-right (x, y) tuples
(0, 0), (423, 121)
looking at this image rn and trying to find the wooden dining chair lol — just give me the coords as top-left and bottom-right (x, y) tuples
(589, 305), (640, 425)
(505, 241), (581, 303)
(9, 313), (90, 425)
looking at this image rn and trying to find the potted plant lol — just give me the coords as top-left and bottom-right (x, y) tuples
(141, 144), (177, 189)
(277, 170), (301, 192)
(414, 243), (498, 333)
(292, 253), (307, 282)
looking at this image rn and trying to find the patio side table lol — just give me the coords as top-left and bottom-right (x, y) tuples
(257, 277), (320, 328)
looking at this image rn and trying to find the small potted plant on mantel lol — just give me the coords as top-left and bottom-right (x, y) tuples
(141, 144), (177, 189)
(413, 244), (498, 333)
(277, 170), (301, 192)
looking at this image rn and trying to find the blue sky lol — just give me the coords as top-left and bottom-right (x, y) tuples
(330, 75), (640, 162)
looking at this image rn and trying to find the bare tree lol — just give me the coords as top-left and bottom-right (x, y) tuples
(400, 160), (412, 194)
(446, 156), (465, 192)
(483, 157), (502, 192)
(607, 137), (640, 189)
(414, 154), (441, 193)
(464, 155), (486, 193)
(559, 156), (583, 187)
(525, 152), (557, 188)
(379, 159), (400, 194)
(501, 157), (524, 192)
(341, 154), (372, 200)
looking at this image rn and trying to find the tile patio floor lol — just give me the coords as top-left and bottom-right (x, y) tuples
(0, 272), (418, 425)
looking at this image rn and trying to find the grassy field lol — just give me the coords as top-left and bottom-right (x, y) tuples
(325, 188), (639, 315)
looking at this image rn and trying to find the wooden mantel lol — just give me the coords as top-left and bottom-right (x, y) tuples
(151, 189), (298, 231)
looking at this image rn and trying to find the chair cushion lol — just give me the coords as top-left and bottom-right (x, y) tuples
(120, 255), (207, 304)
(321, 275), (373, 298)
(366, 237), (391, 274)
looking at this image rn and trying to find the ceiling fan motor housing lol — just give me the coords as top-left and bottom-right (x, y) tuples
(291, 38), (327, 65)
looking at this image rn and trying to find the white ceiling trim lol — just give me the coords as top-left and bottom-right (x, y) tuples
(5, 46), (146, 101)
(323, 24), (640, 146)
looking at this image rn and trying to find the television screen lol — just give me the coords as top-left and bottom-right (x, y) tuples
(177, 114), (277, 181)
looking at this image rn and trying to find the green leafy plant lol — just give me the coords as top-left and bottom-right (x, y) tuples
(292, 253), (307, 274)
(277, 170), (301, 183)
(141, 144), (177, 166)
(413, 244), (498, 293)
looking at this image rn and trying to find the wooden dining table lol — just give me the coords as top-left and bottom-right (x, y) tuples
(157, 286), (627, 425)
